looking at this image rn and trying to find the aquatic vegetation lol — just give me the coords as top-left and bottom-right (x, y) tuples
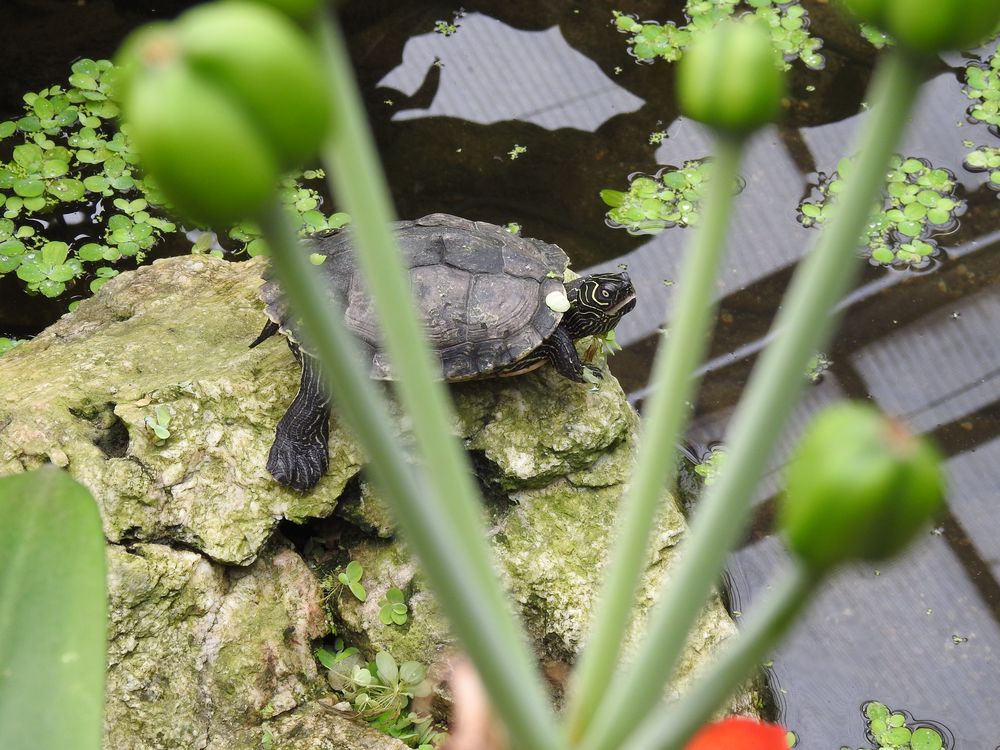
(693, 444), (727, 485)
(859, 23), (893, 48)
(378, 587), (409, 626)
(508, 144), (527, 160)
(963, 145), (1000, 193)
(0, 337), (23, 356)
(600, 160), (712, 234)
(798, 155), (963, 268)
(338, 560), (368, 602)
(612, 1), (824, 71)
(963, 47), (1000, 133)
(0, 59), (346, 301)
(839, 701), (947, 750)
(805, 352), (831, 383)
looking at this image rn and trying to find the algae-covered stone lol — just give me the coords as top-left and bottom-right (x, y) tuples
(0, 256), (362, 565)
(0, 254), (761, 747)
(105, 541), (329, 750)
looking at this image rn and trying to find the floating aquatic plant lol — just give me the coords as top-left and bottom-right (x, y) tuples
(600, 160), (713, 235)
(612, 1), (824, 71)
(963, 145), (1000, 194)
(859, 23), (893, 49)
(0, 59), (348, 301)
(0, 337), (24, 356)
(798, 155), (963, 268)
(839, 701), (947, 750)
(963, 47), (1000, 133)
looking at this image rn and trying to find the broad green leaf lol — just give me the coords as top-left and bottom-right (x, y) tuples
(0, 468), (107, 750)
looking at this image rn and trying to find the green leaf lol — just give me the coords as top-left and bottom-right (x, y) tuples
(47, 264), (77, 283)
(911, 727), (943, 750)
(0, 468), (107, 750)
(47, 179), (85, 203)
(152, 425), (170, 440)
(38, 279), (66, 298)
(375, 652), (398, 685)
(16, 263), (46, 283)
(41, 241), (69, 266)
(599, 189), (626, 208)
(315, 648), (337, 670)
(0, 121), (15, 138)
(13, 179), (45, 198)
(345, 560), (363, 582)
(348, 581), (367, 602)
(155, 405), (171, 427)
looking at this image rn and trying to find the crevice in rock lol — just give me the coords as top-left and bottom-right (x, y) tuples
(467, 450), (513, 511)
(70, 400), (130, 457)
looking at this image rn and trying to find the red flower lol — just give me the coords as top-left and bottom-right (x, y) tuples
(685, 717), (788, 750)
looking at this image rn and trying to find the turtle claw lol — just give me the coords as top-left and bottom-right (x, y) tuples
(267, 438), (329, 492)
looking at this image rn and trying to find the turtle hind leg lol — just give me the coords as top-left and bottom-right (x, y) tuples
(268, 352), (331, 491)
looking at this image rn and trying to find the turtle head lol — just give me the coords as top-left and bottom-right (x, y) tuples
(562, 272), (636, 339)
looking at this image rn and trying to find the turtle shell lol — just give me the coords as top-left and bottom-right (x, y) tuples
(258, 213), (570, 380)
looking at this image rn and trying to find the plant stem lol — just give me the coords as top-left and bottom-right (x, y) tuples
(302, 12), (562, 750)
(565, 134), (745, 741)
(575, 47), (927, 750)
(629, 564), (821, 750)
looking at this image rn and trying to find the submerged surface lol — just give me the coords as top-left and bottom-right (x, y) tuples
(1, 1), (998, 747)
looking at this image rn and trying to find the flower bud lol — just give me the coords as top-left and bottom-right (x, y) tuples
(779, 402), (945, 573)
(676, 18), (786, 136)
(838, 0), (1000, 54)
(115, 0), (332, 224)
(123, 62), (280, 226)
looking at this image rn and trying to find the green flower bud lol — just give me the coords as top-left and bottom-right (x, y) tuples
(838, 0), (1000, 54)
(779, 402), (945, 573)
(177, 1), (332, 167)
(245, 0), (322, 23)
(676, 18), (786, 136)
(123, 62), (280, 226)
(115, 0), (332, 224)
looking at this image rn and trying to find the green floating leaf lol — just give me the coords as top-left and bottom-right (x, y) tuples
(0, 467), (107, 750)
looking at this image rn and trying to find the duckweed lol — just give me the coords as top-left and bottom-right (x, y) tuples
(612, 0), (824, 71)
(600, 160), (712, 234)
(798, 155), (963, 268)
(838, 701), (947, 750)
(0, 60), (348, 301)
(963, 145), (1000, 192)
(963, 47), (1000, 132)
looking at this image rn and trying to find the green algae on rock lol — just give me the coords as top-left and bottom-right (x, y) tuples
(0, 254), (760, 747)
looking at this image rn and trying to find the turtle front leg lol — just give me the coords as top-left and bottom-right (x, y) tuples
(539, 326), (602, 383)
(268, 351), (331, 491)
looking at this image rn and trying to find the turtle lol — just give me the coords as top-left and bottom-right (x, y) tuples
(250, 213), (637, 491)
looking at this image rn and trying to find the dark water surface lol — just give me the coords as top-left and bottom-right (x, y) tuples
(3, 1), (999, 747)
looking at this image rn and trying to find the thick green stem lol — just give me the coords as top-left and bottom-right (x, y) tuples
(576, 48), (927, 750)
(304, 12), (563, 750)
(565, 134), (745, 741)
(630, 564), (821, 750)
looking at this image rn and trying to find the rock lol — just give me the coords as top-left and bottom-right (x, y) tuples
(0, 254), (761, 749)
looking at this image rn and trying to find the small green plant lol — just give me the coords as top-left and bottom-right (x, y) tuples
(859, 22), (893, 48)
(507, 144), (527, 160)
(379, 587), (409, 625)
(144, 405), (172, 443)
(964, 48), (1000, 132)
(326, 649), (431, 720)
(839, 701), (946, 750)
(798, 155), (963, 268)
(601, 160), (712, 234)
(338, 560), (367, 601)
(805, 352), (831, 382)
(693, 444), (727, 485)
(612, 1), (824, 71)
(0, 337), (24, 355)
(963, 145), (1000, 191)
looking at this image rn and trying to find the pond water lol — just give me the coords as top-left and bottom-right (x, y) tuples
(2, 1), (999, 747)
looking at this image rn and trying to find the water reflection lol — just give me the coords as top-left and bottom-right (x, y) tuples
(378, 12), (644, 130)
